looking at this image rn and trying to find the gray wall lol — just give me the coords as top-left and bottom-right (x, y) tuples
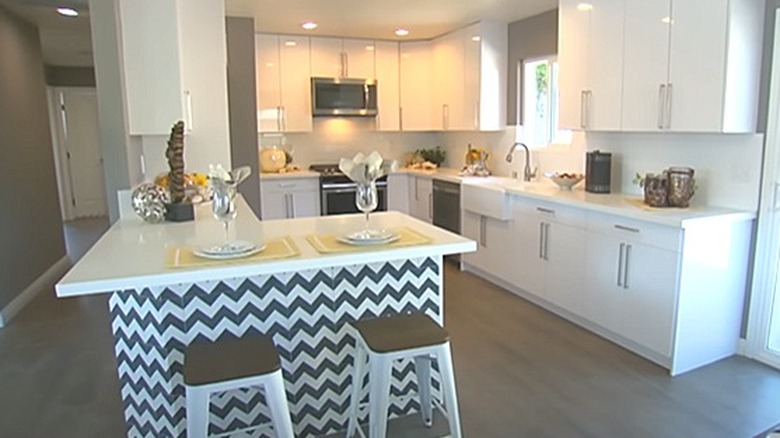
(758, 0), (780, 133)
(44, 66), (96, 87)
(507, 9), (559, 126)
(226, 17), (261, 216)
(0, 5), (66, 310)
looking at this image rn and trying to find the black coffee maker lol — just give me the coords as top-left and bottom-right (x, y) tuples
(585, 151), (611, 194)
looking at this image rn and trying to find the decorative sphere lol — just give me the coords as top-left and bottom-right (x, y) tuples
(131, 183), (170, 223)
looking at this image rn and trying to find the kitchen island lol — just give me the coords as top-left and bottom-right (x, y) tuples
(56, 199), (475, 438)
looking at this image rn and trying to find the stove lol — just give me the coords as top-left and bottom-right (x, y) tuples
(309, 163), (388, 215)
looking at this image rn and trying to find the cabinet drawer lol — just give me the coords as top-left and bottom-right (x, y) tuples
(587, 212), (682, 252)
(261, 178), (319, 193)
(512, 196), (587, 227)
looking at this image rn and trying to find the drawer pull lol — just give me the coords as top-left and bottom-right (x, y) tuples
(614, 224), (640, 233)
(536, 207), (555, 214)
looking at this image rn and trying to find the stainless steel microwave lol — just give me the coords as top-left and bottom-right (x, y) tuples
(311, 77), (378, 117)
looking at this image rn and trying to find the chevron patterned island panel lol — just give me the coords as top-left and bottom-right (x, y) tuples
(108, 255), (443, 438)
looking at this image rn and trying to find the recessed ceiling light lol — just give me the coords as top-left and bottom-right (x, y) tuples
(365, 45), (375, 51)
(576, 3), (593, 11)
(301, 21), (318, 30)
(57, 7), (78, 17)
(394, 28), (410, 37)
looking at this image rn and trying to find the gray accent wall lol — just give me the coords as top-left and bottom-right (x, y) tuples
(506, 9), (559, 126)
(226, 17), (261, 216)
(758, 0), (780, 133)
(0, 5), (66, 310)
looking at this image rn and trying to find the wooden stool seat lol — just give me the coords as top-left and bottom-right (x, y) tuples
(183, 334), (294, 438)
(353, 313), (449, 353)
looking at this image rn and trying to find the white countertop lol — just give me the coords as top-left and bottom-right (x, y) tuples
(395, 167), (755, 228)
(56, 198), (476, 298)
(259, 170), (320, 179)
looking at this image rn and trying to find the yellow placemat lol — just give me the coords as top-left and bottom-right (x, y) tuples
(166, 236), (299, 269)
(306, 227), (432, 254)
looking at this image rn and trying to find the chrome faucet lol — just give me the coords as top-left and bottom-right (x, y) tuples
(506, 142), (536, 181)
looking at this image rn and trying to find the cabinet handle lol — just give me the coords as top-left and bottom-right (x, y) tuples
(428, 192), (433, 220)
(443, 104), (449, 130)
(586, 91), (593, 129)
(617, 243), (625, 287)
(480, 216), (487, 247)
(614, 224), (640, 233)
(538, 222), (545, 259)
(276, 106), (283, 132)
(536, 207), (555, 215)
(281, 106), (288, 132)
(284, 193), (290, 218)
(474, 100), (479, 129)
(665, 83), (673, 129)
(399, 107), (404, 131)
(580, 90), (586, 129)
(184, 91), (194, 130)
(278, 182), (295, 188)
(543, 223), (550, 261)
(658, 84), (666, 129)
(623, 244), (632, 289)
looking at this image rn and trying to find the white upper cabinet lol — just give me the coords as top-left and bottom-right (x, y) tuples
(400, 41), (435, 131)
(431, 22), (507, 131)
(375, 41), (401, 131)
(310, 37), (376, 79)
(255, 34), (312, 133)
(558, 0), (624, 131)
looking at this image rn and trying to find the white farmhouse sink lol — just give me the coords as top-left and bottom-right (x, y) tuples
(461, 180), (512, 220)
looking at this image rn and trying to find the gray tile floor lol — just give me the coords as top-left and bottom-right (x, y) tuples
(1, 217), (779, 437)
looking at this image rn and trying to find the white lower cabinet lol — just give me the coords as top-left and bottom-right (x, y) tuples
(461, 211), (515, 280)
(409, 176), (433, 223)
(387, 173), (411, 214)
(260, 178), (320, 220)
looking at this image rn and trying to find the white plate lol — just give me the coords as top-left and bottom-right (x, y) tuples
(338, 231), (400, 246)
(193, 241), (266, 260)
(199, 240), (256, 256)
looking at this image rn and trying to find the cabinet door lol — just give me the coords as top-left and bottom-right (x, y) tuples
(410, 177), (433, 222)
(310, 37), (345, 77)
(279, 36), (312, 132)
(291, 189), (320, 218)
(375, 41), (400, 131)
(620, 242), (678, 356)
(667, 0), (728, 132)
(509, 206), (546, 297)
(120, 0), (183, 135)
(461, 210), (487, 271)
(558, 0), (590, 130)
(387, 173), (410, 213)
(255, 34), (282, 133)
(399, 42), (435, 131)
(583, 233), (624, 332)
(260, 189), (288, 220)
(344, 39), (376, 79)
(463, 23), (482, 131)
(545, 221), (587, 314)
(586, 0), (624, 131)
(433, 30), (465, 130)
(621, 0), (671, 131)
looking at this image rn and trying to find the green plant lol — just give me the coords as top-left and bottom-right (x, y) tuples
(415, 146), (446, 166)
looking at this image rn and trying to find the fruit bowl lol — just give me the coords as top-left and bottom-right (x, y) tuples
(545, 172), (584, 190)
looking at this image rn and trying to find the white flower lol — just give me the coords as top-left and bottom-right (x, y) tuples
(208, 164), (231, 181)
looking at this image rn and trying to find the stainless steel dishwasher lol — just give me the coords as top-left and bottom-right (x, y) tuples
(432, 179), (461, 234)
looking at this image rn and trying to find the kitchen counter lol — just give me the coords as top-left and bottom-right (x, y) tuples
(396, 168), (754, 228)
(258, 169), (320, 179)
(56, 198), (475, 437)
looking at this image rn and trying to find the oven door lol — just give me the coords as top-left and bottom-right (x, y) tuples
(321, 183), (387, 215)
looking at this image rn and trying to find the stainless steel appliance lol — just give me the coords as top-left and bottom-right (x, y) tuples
(432, 180), (461, 234)
(311, 78), (378, 117)
(310, 164), (387, 215)
(585, 150), (612, 193)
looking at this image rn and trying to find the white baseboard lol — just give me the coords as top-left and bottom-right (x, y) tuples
(0, 256), (71, 328)
(738, 338), (747, 356)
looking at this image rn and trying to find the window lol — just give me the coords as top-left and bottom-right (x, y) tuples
(521, 56), (571, 147)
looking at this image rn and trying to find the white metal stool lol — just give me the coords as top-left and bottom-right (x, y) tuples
(183, 335), (295, 438)
(346, 313), (462, 438)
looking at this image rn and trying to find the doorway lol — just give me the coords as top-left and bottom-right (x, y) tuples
(50, 87), (107, 220)
(747, 8), (780, 370)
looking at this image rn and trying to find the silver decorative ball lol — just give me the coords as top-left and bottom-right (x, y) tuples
(131, 183), (170, 223)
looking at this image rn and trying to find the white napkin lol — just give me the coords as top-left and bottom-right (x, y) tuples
(208, 164), (251, 185)
(339, 151), (398, 184)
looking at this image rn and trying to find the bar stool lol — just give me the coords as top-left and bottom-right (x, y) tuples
(184, 334), (295, 438)
(346, 313), (462, 438)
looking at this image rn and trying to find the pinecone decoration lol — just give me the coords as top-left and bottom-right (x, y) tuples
(166, 121), (186, 203)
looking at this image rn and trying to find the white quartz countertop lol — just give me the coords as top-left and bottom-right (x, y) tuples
(395, 168), (755, 228)
(259, 170), (320, 179)
(56, 198), (476, 298)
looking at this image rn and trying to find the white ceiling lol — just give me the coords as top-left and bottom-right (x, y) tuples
(1, 0), (557, 67)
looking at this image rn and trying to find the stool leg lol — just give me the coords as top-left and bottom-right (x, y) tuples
(436, 344), (462, 438)
(413, 355), (433, 427)
(347, 343), (367, 437)
(186, 386), (210, 438)
(368, 355), (392, 438)
(264, 369), (295, 438)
